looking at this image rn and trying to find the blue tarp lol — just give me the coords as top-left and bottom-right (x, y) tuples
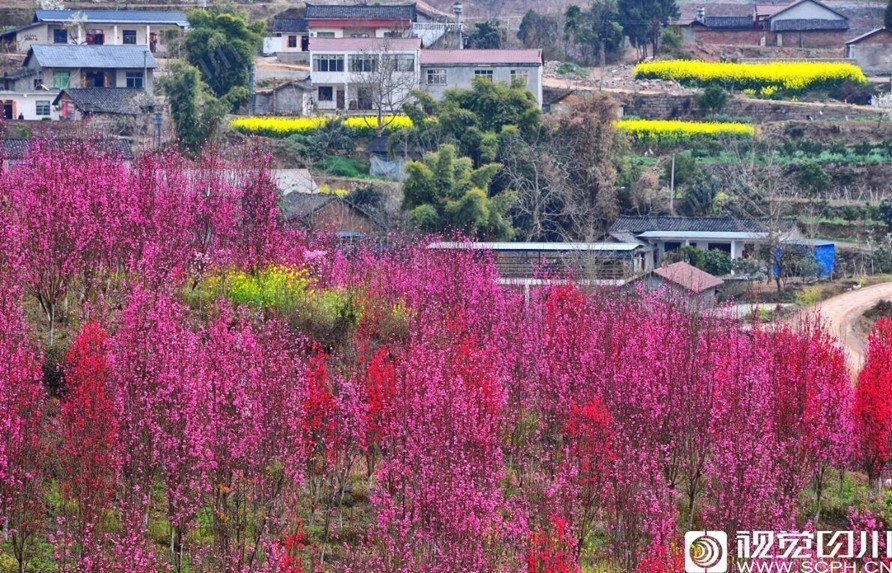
(775, 241), (835, 278)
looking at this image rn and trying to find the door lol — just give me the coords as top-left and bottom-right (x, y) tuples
(301, 35), (309, 51)
(2, 101), (12, 120)
(336, 89), (345, 110)
(85, 71), (106, 87)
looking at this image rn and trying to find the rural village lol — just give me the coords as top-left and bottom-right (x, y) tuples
(1, 0), (892, 570)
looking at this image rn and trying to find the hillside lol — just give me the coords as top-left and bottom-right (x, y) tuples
(1, 0), (885, 34)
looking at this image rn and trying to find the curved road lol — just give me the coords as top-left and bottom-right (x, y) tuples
(806, 281), (892, 373)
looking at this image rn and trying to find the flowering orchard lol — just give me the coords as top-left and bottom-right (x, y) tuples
(0, 140), (888, 572)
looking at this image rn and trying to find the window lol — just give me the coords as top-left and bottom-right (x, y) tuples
(315, 32), (336, 38)
(349, 55), (378, 73)
(383, 31), (402, 38)
(52, 71), (70, 89)
(35, 100), (51, 117)
(426, 68), (446, 85)
(385, 54), (414, 72)
(510, 69), (529, 86)
(86, 29), (105, 45)
(53, 29), (67, 43)
(357, 87), (373, 110)
(474, 69), (493, 81)
(123, 29), (137, 44)
(317, 86), (333, 101)
(312, 55), (344, 72)
(287, 35), (298, 48)
(126, 71), (144, 89)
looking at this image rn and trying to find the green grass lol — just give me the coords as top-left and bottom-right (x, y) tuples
(556, 62), (588, 78)
(321, 155), (371, 178)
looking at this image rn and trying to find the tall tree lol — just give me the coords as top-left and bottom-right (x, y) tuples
(465, 19), (506, 49)
(158, 60), (229, 153)
(886, 0), (892, 29)
(518, 10), (563, 60)
(184, 8), (263, 105)
(56, 323), (119, 572)
(854, 318), (892, 493)
(618, 0), (678, 58)
(564, 1), (624, 65)
(402, 144), (513, 239)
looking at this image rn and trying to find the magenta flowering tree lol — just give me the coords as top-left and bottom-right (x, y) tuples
(0, 140), (130, 343)
(0, 275), (46, 573)
(202, 307), (307, 571)
(107, 287), (202, 571)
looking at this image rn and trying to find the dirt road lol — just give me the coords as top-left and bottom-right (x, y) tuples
(806, 281), (892, 372)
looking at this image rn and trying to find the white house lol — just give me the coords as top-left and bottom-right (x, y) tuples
(419, 49), (544, 108)
(1, 45), (156, 121)
(0, 9), (188, 54)
(308, 37), (421, 112)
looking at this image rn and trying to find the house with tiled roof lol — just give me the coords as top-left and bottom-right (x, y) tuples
(846, 28), (892, 75)
(420, 49), (543, 106)
(264, 2), (461, 57)
(0, 9), (188, 54)
(1, 138), (134, 170)
(0, 44), (155, 121)
(674, 0), (850, 46)
(629, 261), (725, 307)
(305, 35), (543, 112)
(608, 215), (802, 262)
(53, 87), (154, 121)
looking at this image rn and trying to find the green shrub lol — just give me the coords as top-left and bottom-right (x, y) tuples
(556, 62), (588, 77)
(698, 86), (728, 115)
(793, 162), (831, 195)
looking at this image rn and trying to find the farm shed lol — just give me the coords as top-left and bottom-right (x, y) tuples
(427, 242), (653, 281)
(846, 28), (892, 75)
(368, 136), (407, 180)
(282, 192), (382, 236)
(609, 215), (802, 263)
(628, 261), (725, 308)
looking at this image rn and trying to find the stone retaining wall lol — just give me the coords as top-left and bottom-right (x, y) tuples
(615, 91), (879, 123)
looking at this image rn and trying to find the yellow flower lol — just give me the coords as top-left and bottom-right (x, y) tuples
(230, 115), (413, 137)
(614, 119), (755, 143)
(634, 60), (867, 94)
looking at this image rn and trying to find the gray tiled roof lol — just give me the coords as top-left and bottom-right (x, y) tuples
(2, 138), (134, 160)
(53, 88), (152, 115)
(610, 215), (796, 234)
(305, 3), (417, 20)
(27, 45), (157, 69)
(271, 17), (308, 33)
(34, 9), (189, 26)
(282, 192), (337, 220)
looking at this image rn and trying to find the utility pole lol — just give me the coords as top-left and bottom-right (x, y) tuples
(600, 38), (606, 91)
(669, 153), (676, 214)
(249, 63), (256, 115)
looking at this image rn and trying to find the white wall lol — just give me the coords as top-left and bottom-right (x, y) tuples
(0, 92), (61, 120)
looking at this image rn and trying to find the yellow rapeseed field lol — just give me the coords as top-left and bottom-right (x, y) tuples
(230, 115), (413, 137)
(615, 119), (755, 144)
(634, 60), (867, 94)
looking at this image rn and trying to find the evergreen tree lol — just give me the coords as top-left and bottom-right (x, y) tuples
(617, 0), (678, 57)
